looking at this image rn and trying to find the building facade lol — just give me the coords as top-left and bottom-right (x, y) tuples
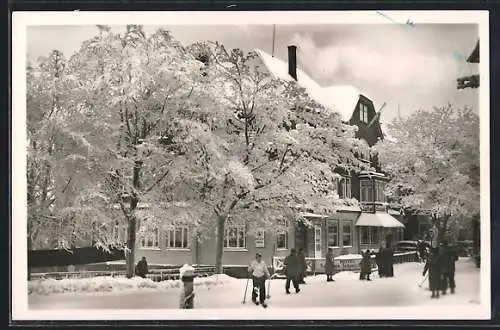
(132, 45), (406, 269)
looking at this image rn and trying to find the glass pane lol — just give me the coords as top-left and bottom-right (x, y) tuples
(238, 227), (245, 248)
(175, 229), (182, 248)
(228, 227), (237, 248)
(183, 228), (188, 248)
(361, 227), (369, 244)
(277, 234), (284, 249)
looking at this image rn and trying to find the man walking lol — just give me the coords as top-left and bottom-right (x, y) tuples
(248, 253), (270, 308)
(440, 241), (458, 295)
(284, 248), (301, 294)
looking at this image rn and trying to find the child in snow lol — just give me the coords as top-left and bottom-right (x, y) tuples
(423, 247), (443, 299)
(359, 250), (372, 281)
(179, 264), (195, 309)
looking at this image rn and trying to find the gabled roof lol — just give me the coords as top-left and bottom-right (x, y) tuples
(254, 48), (394, 141)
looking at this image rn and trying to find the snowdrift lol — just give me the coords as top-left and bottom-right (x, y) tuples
(28, 274), (234, 296)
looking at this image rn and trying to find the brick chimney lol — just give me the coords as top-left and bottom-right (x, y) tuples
(288, 45), (297, 81)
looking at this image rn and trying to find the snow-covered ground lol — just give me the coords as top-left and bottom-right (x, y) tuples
(28, 258), (479, 309)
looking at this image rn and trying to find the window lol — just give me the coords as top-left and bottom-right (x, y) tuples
(338, 177), (352, 199)
(255, 229), (265, 248)
(360, 180), (373, 202)
(224, 225), (246, 249)
(139, 228), (159, 249)
(276, 219), (288, 249)
(375, 181), (387, 203)
(360, 226), (379, 245)
(166, 227), (190, 249)
(327, 220), (339, 247)
(359, 103), (369, 123)
(112, 224), (128, 243)
(342, 221), (353, 246)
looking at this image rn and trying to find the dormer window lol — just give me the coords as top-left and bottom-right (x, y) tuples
(359, 103), (369, 123)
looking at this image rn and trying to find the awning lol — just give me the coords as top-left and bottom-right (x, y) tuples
(355, 212), (405, 228)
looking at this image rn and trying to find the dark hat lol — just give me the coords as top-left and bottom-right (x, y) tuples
(291, 248), (297, 253)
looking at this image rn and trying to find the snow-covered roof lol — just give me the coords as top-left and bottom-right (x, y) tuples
(254, 49), (361, 122)
(255, 48), (397, 143)
(298, 212), (329, 219)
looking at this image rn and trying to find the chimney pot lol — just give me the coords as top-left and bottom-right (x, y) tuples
(288, 45), (297, 81)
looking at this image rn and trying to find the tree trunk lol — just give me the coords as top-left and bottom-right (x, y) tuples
(126, 216), (137, 278)
(437, 213), (450, 244)
(215, 215), (226, 274)
(126, 160), (142, 278)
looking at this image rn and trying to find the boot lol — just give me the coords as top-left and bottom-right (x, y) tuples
(431, 291), (436, 298)
(451, 288), (455, 294)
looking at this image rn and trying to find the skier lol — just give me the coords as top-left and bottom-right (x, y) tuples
(325, 247), (335, 282)
(135, 256), (148, 278)
(359, 250), (372, 281)
(284, 248), (301, 294)
(248, 253), (270, 308)
(298, 248), (307, 284)
(423, 247), (443, 299)
(440, 241), (459, 295)
(179, 264), (195, 309)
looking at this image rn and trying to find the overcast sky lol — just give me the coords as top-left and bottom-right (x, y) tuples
(27, 24), (479, 123)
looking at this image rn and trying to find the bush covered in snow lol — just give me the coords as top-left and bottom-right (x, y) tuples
(28, 274), (234, 296)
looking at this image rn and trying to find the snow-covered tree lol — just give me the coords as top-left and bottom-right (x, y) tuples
(42, 25), (215, 277)
(183, 42), (371, 273)
(26, 49), (95, 252)
(374, 104), (480, 243)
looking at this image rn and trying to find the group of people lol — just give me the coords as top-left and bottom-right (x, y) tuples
(247, 248), (309, 307)
(422, 241), (459, 299)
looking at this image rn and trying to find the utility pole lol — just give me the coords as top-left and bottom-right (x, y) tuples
(271, 25), (276, 57)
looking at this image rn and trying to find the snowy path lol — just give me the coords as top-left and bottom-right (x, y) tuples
(29, 258), (480, 309)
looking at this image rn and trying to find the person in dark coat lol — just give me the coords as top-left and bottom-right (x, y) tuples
(284, 248), (300, 294)
(325, 247), (335, 282)
(135, 256), (148, 278)
(440, 241), (459, 295)
(376, 245), (384, 277)
(382, 246), (395, 277)
(423, 247), (443, 298)
(297, 248), (307, 284)
(359, 250), (372, 281)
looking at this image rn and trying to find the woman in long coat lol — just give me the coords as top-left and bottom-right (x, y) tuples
(325, 248), (335, 282)
(423, 247), (443, 299)
(359, 250), (372, 281)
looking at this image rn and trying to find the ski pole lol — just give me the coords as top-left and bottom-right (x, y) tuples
(242, 276), (250, 304)
(418, 273), (429, 288)
(266, 275), (272, 299)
